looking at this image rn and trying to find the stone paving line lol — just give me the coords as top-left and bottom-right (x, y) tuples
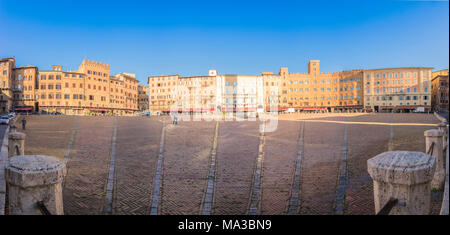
(201, 121), (219, 215)
(334, 123), (348, 215)
(62, 116), (78, 187)
(287, 121), (305, 215)
(63, 116), (78, 163)
(0, 126), (9, 215)
(388, 112), (394, 151)
(299, 119), (439, 127)
(248, 122), (266, 215)
(104, 116), (118, 215)
(150, 119), (166, 215)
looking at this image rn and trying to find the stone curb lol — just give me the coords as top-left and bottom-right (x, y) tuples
(149, 120), (166, 215)
(247, 122), (266, 215)
(201, 121), (219, 215)
(104, 117), (117, 215)
(287, 121), (304, 215)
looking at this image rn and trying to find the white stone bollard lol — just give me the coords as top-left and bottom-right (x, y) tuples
(367, 151), (435, 215)
(425, 129), (445, 190)
(6, 155), (66, 215)
(8, 132), (26, 158)
(9, 123), (17, 133)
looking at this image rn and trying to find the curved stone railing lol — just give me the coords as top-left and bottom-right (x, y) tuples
(440, 123), (449, 215)
(0, 124), (9, 215)
(434, 112), (447, 123)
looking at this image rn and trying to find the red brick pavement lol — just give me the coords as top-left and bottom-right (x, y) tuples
(213, 121), (261, 215)
(345, 123), (390, 215)
(22, 116), (76, 161)
(160, 121), (216, 215)
(393, 125), (434, 152)
(392, 113), (440, 124)
(20, 114), (441, 215)
(63, 117), (114, 215)
(430, 191), (444, 215)
(113, 117), (163, 215)
(260, 120), (300, 215)
(299, 122), (344, 215)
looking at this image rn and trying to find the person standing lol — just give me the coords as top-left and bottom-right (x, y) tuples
(22, 118), (27, 130)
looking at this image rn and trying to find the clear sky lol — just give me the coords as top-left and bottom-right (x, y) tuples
(0, 0), (448, 84)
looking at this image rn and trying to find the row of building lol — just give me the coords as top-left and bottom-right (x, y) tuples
(148, 60), (448, 114)
(0, 57), (149, 115)
(0, 57), (448, 115)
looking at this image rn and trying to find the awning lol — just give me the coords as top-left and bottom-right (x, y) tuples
(394, 105), (431, 109)
(265, 107), (288, 111)
(162, 108), (216, 112)
(88, 108), (109, 112)
(335, 106), (363, 109)
(14, 106), (33, 111)
(221, 107), (258, 112)
(301, 107), (326, 110)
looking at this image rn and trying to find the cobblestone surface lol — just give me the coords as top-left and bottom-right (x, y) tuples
(392, 113), (440, 124)
(113, 117), (163, 215)
(299, 122), (344, 215)
(345, 123), (390, 215)
(18, 114), (440, 215)
(160, 120), (215, 215)
(431, 191), (444, 215)
(22, 116), (77, 161)
(393, 125), (434, 152)
(261, 120), (299, 215)
(213, 121), (261, 215)
(392, 114), (437, 152)
(62, 117), (114, 215)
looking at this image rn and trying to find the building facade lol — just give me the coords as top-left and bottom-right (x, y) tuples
(431, 69), (449, 112)
(147, 60), (365, 114)
(147, 74), (181, 113)
(217, 74), (263, 113)
(138, 84), (149, 112)
(278, 60), (364, 112)
(363, 68), (433, 112)
(0, 57), (17, 113)
(0, 57), (139, 115)
(3, 57), (439, 115)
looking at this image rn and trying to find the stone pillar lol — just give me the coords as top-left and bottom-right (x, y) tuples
(367, 151), (435, 215)
(438, 122), (448, 150)
(9, 123), (17, 133)
(8, 132), (26, 158)
(425, 129), (445, 190)
(5, 155), (66, 215)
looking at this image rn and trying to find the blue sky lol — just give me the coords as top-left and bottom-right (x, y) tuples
(0, 0), (448, 84)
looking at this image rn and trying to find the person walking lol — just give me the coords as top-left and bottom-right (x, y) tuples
(22, 118), (27, 130)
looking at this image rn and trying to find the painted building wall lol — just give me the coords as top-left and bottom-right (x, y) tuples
(363, 68), (433, 112)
